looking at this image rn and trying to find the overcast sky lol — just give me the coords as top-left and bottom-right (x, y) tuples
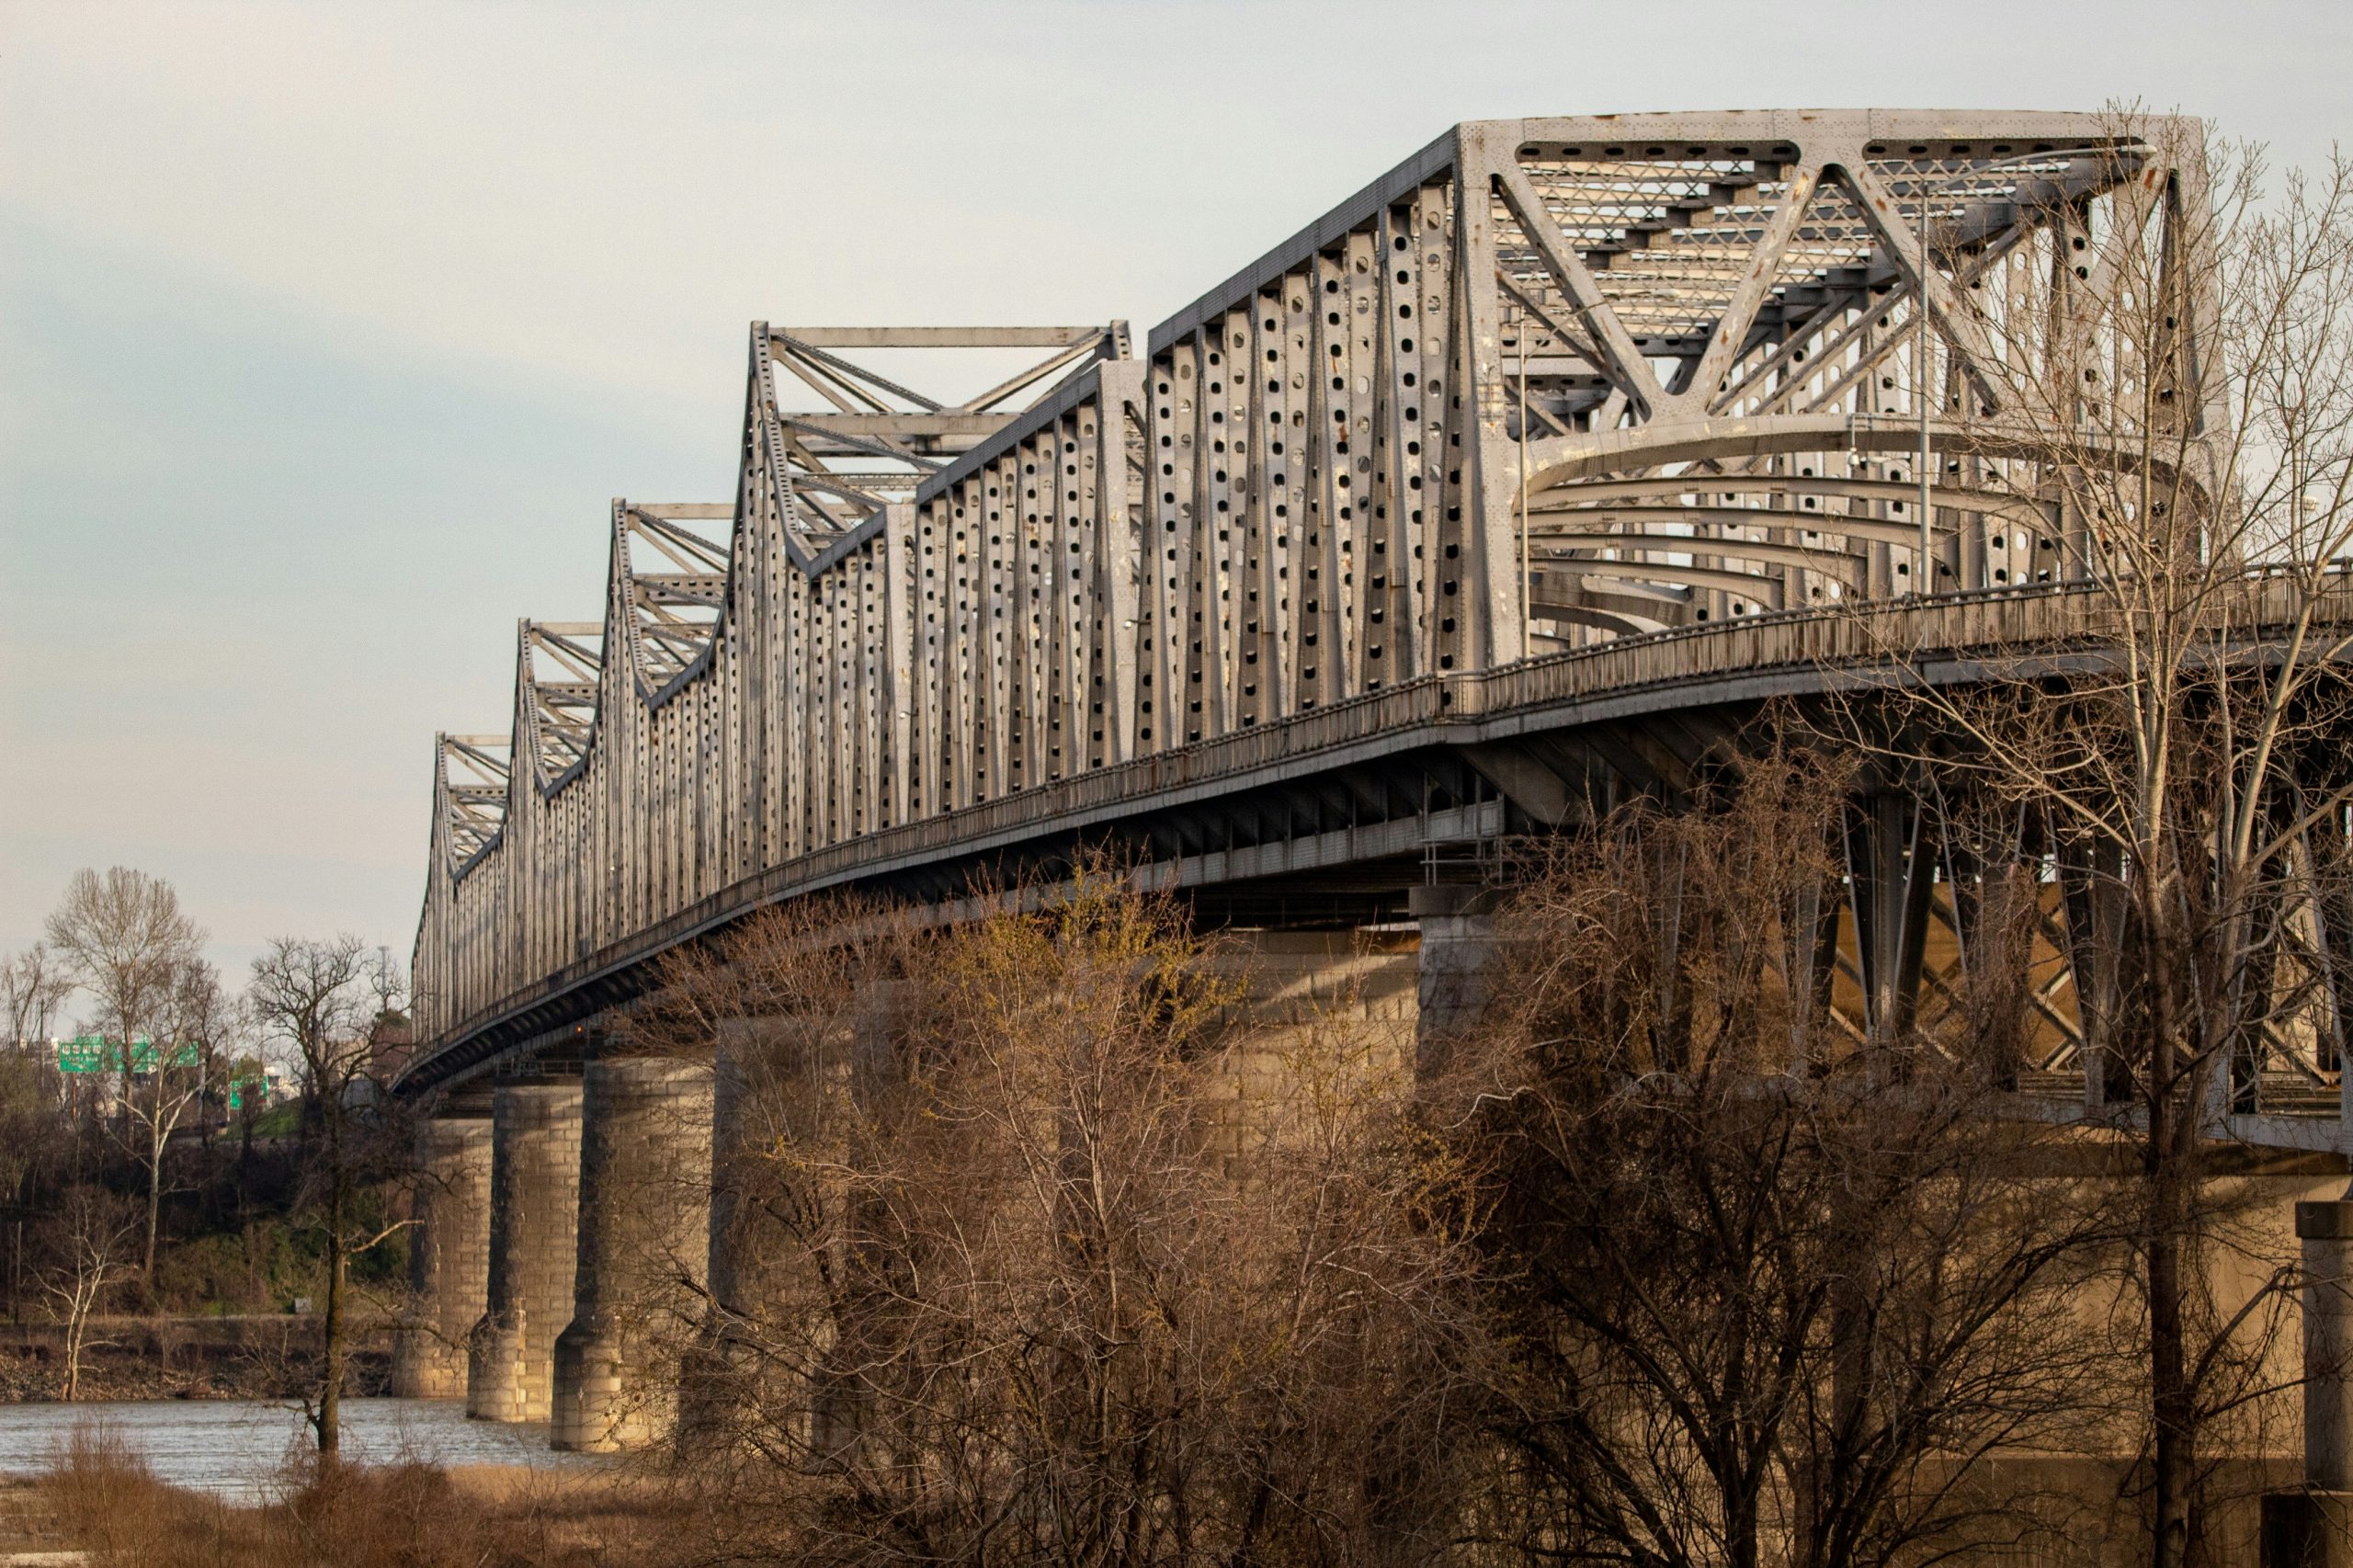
(4, 0), (2349, 1003)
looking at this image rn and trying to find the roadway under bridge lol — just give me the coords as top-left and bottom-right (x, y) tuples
(387, 111), (2353, 1451)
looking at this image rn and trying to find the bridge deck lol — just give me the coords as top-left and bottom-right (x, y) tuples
(406, 109), (2353, 1155)
(404, 572), (2353, 1109)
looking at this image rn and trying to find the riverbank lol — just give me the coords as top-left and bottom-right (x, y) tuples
(0, 1399), (605, 1504)
(0, 1320), (391, 1404)
(0, 1439), (671, 1568)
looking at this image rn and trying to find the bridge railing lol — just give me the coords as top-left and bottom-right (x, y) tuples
(412, 110), (2258, 1051)
(404, 566), (2353, 1092)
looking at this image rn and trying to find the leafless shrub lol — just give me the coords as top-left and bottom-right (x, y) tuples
(35, 1422), (677, 1567)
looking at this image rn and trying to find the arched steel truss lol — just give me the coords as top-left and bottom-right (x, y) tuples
(415, 111), (2315, 1103)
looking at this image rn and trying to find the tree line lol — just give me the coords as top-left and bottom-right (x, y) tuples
(1, 878), (412, 1444)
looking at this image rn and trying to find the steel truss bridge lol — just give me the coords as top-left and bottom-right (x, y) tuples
(404, 110), (2353, 1146)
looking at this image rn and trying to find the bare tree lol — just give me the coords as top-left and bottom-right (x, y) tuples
(0, 945), (77, 1321)
(42, 869), (207, 1292)
(188, 981), (251, 1152)
(1452, 756), (2131, 1567)
(0, 1049), (64, 1324)
(1822, 116), (2353, 1563)
(43, 867), (207, 1067)
(39, 1184), (141, 1402)
(651, 871), (1483, 1563)
(247, 935), (412, 1458)
(108, 956), (233, 1286)
(0, 942), (74, 1049)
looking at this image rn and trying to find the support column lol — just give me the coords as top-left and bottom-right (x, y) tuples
(688, 1003), (888, 1458)
(2265, 1199), (2353, 1566)
(392, 1112), (491, 1398)
(682, 1032), (760, 1448)
(1844, 792), (1934, 1045)
(466, 1078), (583, 1424)
(1411, 884), (1501, 1076)
(551, 1057), (715, 1452)
(2308, 1201), (2353, 1490)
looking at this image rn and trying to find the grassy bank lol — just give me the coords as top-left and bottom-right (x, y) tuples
(16, 1428), (678, 1567)
(0, 1317), (393, 1403)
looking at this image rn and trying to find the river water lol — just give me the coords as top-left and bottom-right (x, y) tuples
(0, 1399), (606, 1503)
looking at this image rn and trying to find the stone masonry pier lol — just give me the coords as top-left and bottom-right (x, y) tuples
(468, 1077), (582, 1423)
(392, 1112), (491, 1398)
(551, 1057), (715, 1452)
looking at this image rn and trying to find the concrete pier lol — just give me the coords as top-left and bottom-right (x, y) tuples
(679, 1034), (758, 1448)
(696, 1027), (800, 1402)
(688, 1010), (876, 1457)
(2262, 1198), (2353, 1566)
(466, 1078), (583, 1423)
(1410, 884), (1501, 1073)
(551, 1057), (715, 1452)
(2303, 1199), (2353, 1491)
(391, 1113), (492, 1398)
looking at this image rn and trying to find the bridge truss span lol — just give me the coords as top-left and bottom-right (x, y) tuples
(415, 109), (2279, 1094)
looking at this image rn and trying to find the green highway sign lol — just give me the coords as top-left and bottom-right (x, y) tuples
(55, 1036), (203, 1074)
